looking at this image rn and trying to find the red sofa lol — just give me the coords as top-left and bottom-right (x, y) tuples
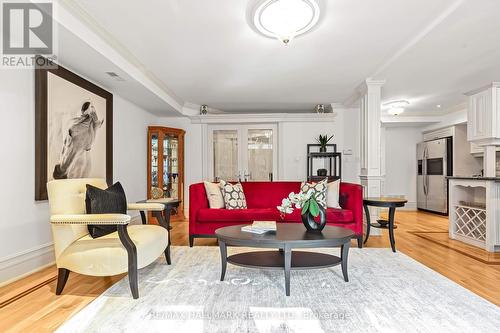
(189, 181), (363, 247)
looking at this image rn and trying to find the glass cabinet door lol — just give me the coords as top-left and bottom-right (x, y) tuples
(163, 135), (179, 199)
(147, 127), (185, 219)
(150, 131), (159, 188)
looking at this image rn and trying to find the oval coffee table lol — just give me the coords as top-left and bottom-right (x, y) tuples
(215, 224), (354, 296)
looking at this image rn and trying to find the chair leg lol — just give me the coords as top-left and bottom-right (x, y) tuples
(164, 244), (171, 265)
(357, 235), (363, 249)
(56, 268), (70, 295)
(153, 211), (172, 265)
(189, 235), (194, 247)
(117, 225), (139, 299)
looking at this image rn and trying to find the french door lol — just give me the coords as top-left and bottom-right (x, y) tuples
(208, 124), (278, 182)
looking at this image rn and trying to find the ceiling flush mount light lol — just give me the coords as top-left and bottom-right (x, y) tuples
(253, 0), (321, 45)
(384, 100), (409, 116)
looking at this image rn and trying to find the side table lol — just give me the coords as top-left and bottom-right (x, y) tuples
(363, 197), (407, 252)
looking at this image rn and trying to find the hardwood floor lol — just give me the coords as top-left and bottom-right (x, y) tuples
(1, 211), (499, 332)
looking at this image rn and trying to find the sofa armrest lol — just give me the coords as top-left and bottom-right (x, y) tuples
(50, 214), (131, 225)
(189, 183), (210, 234)
(127, 203), (164, 212)
(339, 182), (364, 235)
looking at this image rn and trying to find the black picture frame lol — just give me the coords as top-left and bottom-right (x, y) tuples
(35, 57), (113, 200)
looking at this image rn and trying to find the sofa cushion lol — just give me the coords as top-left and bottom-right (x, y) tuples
(197, 208), (279, 222)
(220, 180), (247, 209)
(281, 208), (353, 223)
(300, 179), (328, 208)
(204, 181), (224, 208)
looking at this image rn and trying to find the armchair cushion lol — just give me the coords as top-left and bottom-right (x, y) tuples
(86, 182), (127, 238)
(57, 225), (168, 276)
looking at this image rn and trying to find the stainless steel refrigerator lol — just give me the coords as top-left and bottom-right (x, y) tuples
(417, 137), (452, 214)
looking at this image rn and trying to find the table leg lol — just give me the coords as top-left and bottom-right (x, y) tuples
(219, 240), (227, 281)
(284, 245), (292, 296)
(388, 207), (396, 252)
(363, 204), (371, 244)
(341, 242), (350, 282)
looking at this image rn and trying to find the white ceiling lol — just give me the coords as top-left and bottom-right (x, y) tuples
(59, 0), (500, 115)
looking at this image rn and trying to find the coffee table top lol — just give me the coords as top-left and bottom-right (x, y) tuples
(215, 223), (354, 247)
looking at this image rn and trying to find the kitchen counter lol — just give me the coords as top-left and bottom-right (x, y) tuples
(446, 176), (500, 181)
(448, 178), (500, 252)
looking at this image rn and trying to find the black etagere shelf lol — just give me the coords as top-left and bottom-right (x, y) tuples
(306, 144), (342, 182)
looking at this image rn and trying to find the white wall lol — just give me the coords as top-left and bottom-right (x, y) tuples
(0, 69), (159, 284)
(113, 96), (158, 203)
(278, 109), (360, 183)
(384, 126), (424, 209)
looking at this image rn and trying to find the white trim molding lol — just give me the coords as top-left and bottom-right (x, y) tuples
(0, 243), (55, 286)
(189, 112), (337, 124)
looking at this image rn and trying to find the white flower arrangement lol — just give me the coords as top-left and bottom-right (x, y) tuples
(277, 189), (320, 218)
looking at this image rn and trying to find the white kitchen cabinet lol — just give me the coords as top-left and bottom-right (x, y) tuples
(465, 83), (500, 145)
(470, 142), (500, 155)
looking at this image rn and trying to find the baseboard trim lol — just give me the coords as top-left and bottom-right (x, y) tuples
(0, 243), (55, 287)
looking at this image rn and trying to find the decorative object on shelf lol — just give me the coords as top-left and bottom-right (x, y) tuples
(200, 104), (208, 115)
(277, 190), (327, 232)
(316, 134), (334, 152)
(307, 144), (342, 182)
(315, 104), (325, 113)
(317, 168), (327, 176)
(35, 57), (113, 200)
(250, 0), (321, 46)
(150, 186), (164, 199)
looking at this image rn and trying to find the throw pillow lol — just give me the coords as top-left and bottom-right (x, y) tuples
(204, 181), (224, 209)
(220, 180), (247, 209)
(326, 179), (341, 208)
(300, 178), (328, 209)
(86, 182), (127, 238)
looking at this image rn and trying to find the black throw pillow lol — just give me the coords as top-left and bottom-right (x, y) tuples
(86, 182), (127, 238)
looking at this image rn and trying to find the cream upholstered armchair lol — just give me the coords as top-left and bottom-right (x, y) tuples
(47, 178), (169, 299)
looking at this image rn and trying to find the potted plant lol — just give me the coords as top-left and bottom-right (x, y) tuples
(316, 134), (334, 152)
(277, 191), (326, 232)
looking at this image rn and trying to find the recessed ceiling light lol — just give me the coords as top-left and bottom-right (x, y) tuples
(436, 104), (441, 108)
(383, 100), (409, 116)
(252, 0), (321, 45)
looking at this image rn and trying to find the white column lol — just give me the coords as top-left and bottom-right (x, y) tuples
(484, 145), (497, 177)
(359, 79), (386, 236)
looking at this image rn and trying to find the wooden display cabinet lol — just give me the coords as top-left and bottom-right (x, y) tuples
(147, 126), (185, 220)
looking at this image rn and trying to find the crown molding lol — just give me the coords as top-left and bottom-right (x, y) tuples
(189, 112), (337, 124)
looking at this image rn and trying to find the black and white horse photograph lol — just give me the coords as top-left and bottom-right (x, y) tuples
(46, 70), (108, 184)
(52, 101), (104, 179)
(35, 61), (113, 200)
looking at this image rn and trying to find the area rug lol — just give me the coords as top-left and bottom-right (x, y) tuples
(57, 247), (500, 333)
